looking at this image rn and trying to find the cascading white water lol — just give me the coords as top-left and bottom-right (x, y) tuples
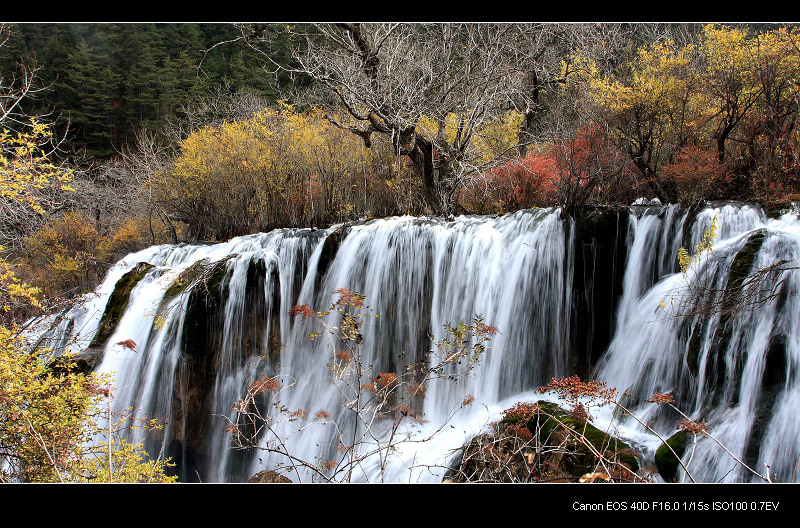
(28, 230), (324, 482)
(244, 209), (574, 482)
(595, 203), (800, 482)
(27, 202), (800, 483)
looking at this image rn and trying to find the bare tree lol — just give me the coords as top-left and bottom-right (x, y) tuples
(231, 24), (533, 214)
(232, 22), (642, 216)
(507, 23), (637, 157)
(164, 80), (271, 145)
(0, 24), (48, 131)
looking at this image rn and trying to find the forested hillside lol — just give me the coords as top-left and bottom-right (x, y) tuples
(0, 23), (295, 158)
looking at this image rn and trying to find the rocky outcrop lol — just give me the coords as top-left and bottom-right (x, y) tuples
(446, 400), (643, 483)
(654, 430), (691, 483)
(90, 262), (155, 349)
(48, 346), (105, 376)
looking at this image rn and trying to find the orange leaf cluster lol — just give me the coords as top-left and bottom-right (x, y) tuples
(224, 423), (241, 439)
(474, 322), (500, 338)
(247, 374), (280, 395)
(502, 401), (541, 424)
(571, 402), (592, 422)
(333, 288), (365, 308)
(375, 372), (397, 388)
(508, 423), (534, 441)
(116, 339), (137, 352)
(334, 349), (351, 363)
(646, 392), (676, 405)
(677, 417), (709, 436)
(288, 304), (314, 319)
(539, 376), (618, 405)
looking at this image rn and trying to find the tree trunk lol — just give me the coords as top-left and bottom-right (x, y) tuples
(517, 71), (541, 158)
(405, 135), (458, 216)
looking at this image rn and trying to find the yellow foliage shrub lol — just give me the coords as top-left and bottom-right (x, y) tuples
(22, 211), (104, 297)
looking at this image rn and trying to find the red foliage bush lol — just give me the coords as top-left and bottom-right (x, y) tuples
(662, 145), (732, 202)
(458, 151), (558, 213)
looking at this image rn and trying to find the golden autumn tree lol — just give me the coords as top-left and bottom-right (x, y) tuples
(0, 121), (75, 250)
(700, 24), (800, 199)
(22, 211), (106, 297)
(155, 109), (276, 240)
(574, 37), (701, 202)
(155, 102), (406, 240)
(0, 60), (176, 481)
(573, 24), (800, 204)
(695, 25), (762, 168)
(1, 121), (73, 321)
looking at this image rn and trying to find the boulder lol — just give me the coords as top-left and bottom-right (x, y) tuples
(654, 430), (691, 483)
(446, 400), (643, 483)
(248, 470), (292, 483)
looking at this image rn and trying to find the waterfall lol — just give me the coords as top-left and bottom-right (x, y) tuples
(595, 202), (800, 482)
(27, 202), (800, 483)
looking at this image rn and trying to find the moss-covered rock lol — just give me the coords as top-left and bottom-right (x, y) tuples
(743, 334), (788, 469)
(703, 229), (767, 405)
(447, 400), (642, 483)
(530, 401), (640, 477)
(163, 259), (206, 300)
(90, 262), (155, 348)
(163, 255), (236, 304)
(726, 229), (766, 297)
(654, 430), (691, 482)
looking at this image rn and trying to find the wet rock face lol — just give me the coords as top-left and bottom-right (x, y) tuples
(164, 254), (280, 482)
(568, 207), (631, 376)
(90, 262), (155, 349)
(166, 256), (249, 481)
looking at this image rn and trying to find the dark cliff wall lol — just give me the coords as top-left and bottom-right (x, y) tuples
(567, 207), (631, 377)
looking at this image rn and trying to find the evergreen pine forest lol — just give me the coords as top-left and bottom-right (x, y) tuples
(2, 22), (800, 484)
